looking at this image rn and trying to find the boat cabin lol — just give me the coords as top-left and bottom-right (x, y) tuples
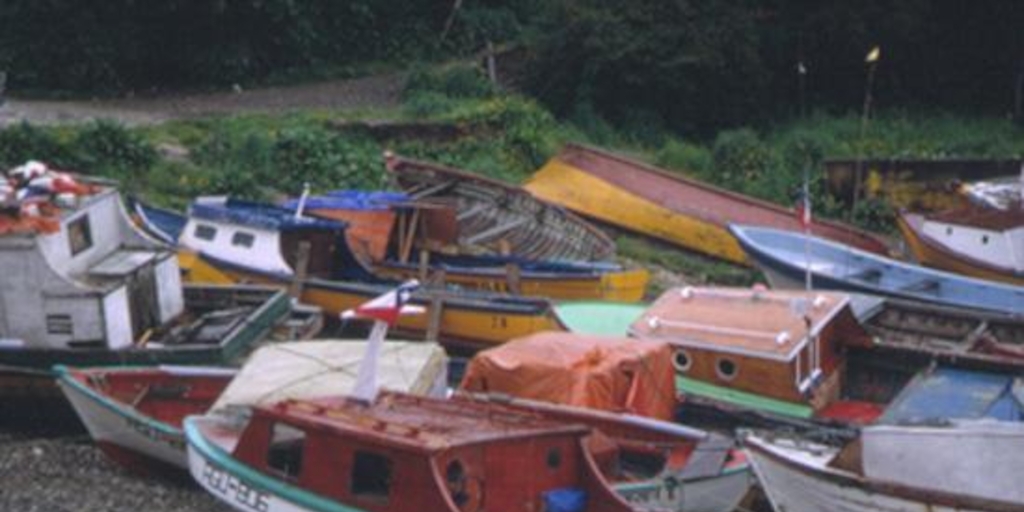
(916, 207), (1024, 273)
(630, 287), (870, 410)
(0, 183), (183, 350)
(228, 392), (632, 512)
(178, 197), (368, 281)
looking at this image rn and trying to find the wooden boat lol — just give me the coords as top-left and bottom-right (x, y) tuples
(278, 190), (649, 302)
(148, 196), (564, 349)
(851, 294), (1024, 363)
(460, 332), (752, 512)
(897, 207), (1024, 285)
(187, 389), (719, 512)
(523, 143), (890, 265)
(729, 224), (1024, 316)
(383, 151), (617, 262)
(56, 340), (448, 475)
(0, 168), (300, 398)
(745, 367), (1024, 512)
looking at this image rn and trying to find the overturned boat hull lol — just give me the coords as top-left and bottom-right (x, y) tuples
(524, 144), (890, 265)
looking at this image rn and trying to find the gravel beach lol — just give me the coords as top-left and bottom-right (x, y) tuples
(0, 428), (229, 512)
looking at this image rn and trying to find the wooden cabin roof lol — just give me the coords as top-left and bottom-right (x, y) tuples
(629, 287), (851, 361)
(260, 391), (590, 452)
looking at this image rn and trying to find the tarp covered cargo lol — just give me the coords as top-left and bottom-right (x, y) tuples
(460, 331), (677, 420)
(212, 340), (448, 411)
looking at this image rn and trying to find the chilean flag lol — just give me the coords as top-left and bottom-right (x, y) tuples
(795, 181), (812, 229)
(341, 280), (423, 326)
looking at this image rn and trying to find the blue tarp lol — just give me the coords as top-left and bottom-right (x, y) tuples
(190, 198), (346, 232)
(879, 367), (1024, 424)
(281, 190), (409, 212)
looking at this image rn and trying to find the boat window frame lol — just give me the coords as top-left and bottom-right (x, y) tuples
(68, 215), (93, 256)
(672, 349), (692, 373)
(231, 230), (256, 248)
(193, 223), (218, 242)
(350, 449), (393, 502)
(715, 356), (738, 381)
(266, 421), (306, 480)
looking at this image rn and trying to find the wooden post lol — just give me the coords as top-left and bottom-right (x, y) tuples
(418, 249), (431, 283)
(505, 262), (521, 295)
(288, 241), (311, 299)
(486, 41), (498, 85)
(425, 295), (444, 342)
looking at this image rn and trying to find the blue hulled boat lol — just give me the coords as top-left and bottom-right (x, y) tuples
(729, 224), (1024, 316)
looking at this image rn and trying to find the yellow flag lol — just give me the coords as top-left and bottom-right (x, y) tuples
(865, 46), (881, 63)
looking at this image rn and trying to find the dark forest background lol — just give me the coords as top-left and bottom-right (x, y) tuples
(2, 1), (1022, 134)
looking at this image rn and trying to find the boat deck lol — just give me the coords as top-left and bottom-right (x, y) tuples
(264, 392), (590, 451)
(631, 287), (849, 360)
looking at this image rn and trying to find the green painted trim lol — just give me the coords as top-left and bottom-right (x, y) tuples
(53, 365), (183, 437)
(555, 301), (647, 336)
(184, 418), (369, 512)
(676, 376), (813, 418)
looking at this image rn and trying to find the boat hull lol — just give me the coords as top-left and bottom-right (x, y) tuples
(386, 153), (616, 262)
(197, 253), (564, 349)
(56, 366), (226, 473)
(731, 225), (1024, 316)
(745, 434), (1016, 512)
(615, 468), (750, 512)
(371, 262), (649, 302)
(897, 211), (1024, 286)
(524, 144), (890, 265)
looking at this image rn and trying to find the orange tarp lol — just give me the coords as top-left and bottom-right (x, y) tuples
(460, 332), (677, 421)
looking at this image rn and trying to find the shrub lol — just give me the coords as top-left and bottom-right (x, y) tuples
(0, 122), (68, 170)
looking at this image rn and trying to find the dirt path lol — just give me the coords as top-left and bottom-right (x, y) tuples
(0, 72), (406, 127)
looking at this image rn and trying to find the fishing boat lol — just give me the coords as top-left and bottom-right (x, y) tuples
(188, 391), (657, 512)
(523, 143), (890, 265)
(278, 190), (648, 302)
(136, 196), (565, 349)
(0, 163), (298, 398)
(745, 366), (1024, 512)
(384, 152), (616, 262)
(897, 207), (1024, 285)
(729, 224), (1024, 316)
(56, 340), (448, 475)
(851, 294), (1024, 363)
(460, 332), (752, 512)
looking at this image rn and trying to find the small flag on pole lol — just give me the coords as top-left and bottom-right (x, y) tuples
(795, 182), (812, 229)
(341, 280), (423, 326)
(865, 46), (881, 64)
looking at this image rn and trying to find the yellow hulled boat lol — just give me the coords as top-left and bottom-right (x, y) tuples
(524, 143), (890, 265)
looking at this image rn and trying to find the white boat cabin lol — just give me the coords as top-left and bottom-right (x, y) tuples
(178, 196), (349, 279)
(0, 187), (183, 350)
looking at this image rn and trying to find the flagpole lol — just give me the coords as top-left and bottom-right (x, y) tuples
(803, 166), (812, 291)
(852, 45), (881, 220)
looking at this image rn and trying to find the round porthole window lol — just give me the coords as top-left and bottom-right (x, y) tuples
(715, 358), (738, 381)
(672, 349), (692, 373)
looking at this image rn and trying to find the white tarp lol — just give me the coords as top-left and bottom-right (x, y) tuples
(211, 339), (447, 411)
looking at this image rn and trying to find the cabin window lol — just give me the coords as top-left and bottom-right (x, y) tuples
(351, 451), (392, 499)
(672, 349), (692, 373)
(946, 226), (953, 236)
(68, 216), (93, 256)
(194, 224), (217, 241)
(982, 235), (989, 245)
(715, 357), (738, 381)
(46, 314), (73, 335)
(267, 422), (305, 479)
(445, 460), (471, 507)
(546, 449), (562, 469)
(231, 231), (256, 248)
